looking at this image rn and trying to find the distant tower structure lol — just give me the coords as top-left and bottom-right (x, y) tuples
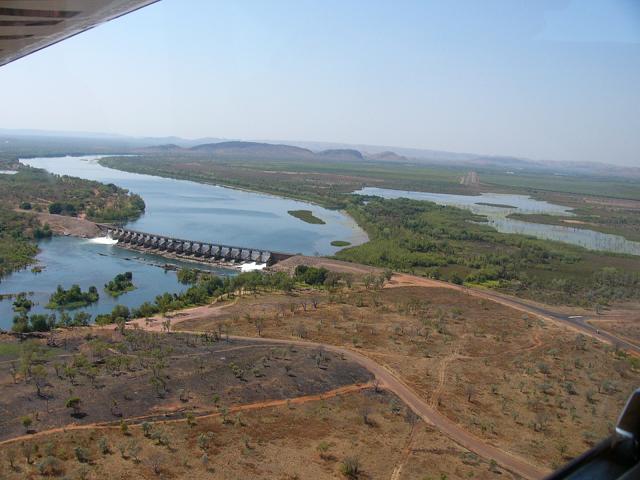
(460, 171), (480, 187)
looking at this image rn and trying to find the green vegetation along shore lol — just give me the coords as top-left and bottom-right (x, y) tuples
(7, 266), (350, 333)
(508, 211), (640, 243)
(99, 154), (640, 307)
(0, 164), (145, 278)
(99, 154), (640, 206)
(336, 196), (640, 306)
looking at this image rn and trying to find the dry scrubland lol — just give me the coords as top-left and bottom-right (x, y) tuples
(0, 388), (514, 480)
(1, 273), (637, 478)
(178, 281), (640, 471)
(0, 329), (370, 442)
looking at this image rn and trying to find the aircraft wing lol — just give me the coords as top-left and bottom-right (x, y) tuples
(0, 0), (158, 67)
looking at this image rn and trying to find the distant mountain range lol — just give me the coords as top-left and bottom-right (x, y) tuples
(137, 141), (369, 163)
(1, 128), (638, 179)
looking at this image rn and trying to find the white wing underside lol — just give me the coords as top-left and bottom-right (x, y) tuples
(0, 0), (158, 67)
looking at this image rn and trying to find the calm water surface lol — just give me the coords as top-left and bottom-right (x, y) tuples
(23, 156), (367, 254)
(0, 236), (231, 327)
(355, 187), (640, 256)
(0, 156), (367, 329)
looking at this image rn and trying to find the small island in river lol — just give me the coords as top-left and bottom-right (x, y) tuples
(104, 271), (136, 297)
(475, 201), (518, 209)
(287, 209), (326, 224)
(331, 240), (351, 247)
(46, 284), (99, 309)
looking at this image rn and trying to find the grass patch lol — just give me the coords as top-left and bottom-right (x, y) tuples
(287, 210), (326, 225)
(0, 343), (22, 358)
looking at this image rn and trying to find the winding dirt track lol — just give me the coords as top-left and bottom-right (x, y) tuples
(123, 271), (640, 479)
(0, 383), (372, 448)
(389, 274), (640, 354)
(29, 271), (631, 479)
(131, 309), (547, 478)
(125, 273), (611, 479)
(217, 333), (549, 480)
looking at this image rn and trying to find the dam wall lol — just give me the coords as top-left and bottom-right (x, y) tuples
(96, 225), (292, 266)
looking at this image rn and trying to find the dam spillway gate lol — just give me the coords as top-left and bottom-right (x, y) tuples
(96, 225), (291, 266)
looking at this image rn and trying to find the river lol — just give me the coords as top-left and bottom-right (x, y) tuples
(0, 155), (367, 329)
(355, 187), (640, 256)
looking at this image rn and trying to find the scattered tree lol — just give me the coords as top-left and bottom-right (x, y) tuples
(21, 415), (33, 433)
(66, 397), (82, 417)
(74, 446), (90, 464)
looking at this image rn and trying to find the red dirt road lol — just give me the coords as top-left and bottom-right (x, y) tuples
(0, 382), (372, 448)
(389, 274), (640, 355)
(111, 272), (615, 478)
(222, 334), (549, 480)
(127, 276), (554, 478)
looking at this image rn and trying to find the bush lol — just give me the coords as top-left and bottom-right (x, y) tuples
(340, 457), (361, 478)
(48, 202), (63, 214)
(48, 202), (77, 216)
(66, 397), (82, 416)
(74, 447), (90, 463)
(21, 415), (33, 432)
(98, 437), (110, 455)
(294, 265), (329, 285)
(12, 313), (57, 333)
(33, 223), (52, 239)
(37, 456), (64, 476)
(177, 268), (199, 284)
(12, 293), (32, 313)
(105, 272), (135, 296)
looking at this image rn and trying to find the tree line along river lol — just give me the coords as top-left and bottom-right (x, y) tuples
(2, 157), (639, 329)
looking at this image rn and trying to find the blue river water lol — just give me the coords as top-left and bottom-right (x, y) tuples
(0, 156), (367, 329)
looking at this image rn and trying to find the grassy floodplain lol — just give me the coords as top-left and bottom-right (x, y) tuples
(99, 153), (640, 307)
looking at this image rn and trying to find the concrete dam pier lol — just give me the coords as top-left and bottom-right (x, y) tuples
(97, 225), (292, 267)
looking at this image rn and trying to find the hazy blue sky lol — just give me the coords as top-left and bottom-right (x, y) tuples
(1, 0), (639, 166)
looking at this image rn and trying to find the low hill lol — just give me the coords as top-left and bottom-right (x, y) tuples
(136, 143), (185, 153)
(317, 148), (364, 161)
(366, 150), (408, 162)
(190, 141), (314, 160)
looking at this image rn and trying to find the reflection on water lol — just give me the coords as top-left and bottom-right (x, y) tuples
(355, 187), (640, 256)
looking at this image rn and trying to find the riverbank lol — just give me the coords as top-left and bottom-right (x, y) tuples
(0, 163), (145, 279)
(16, 209), (101, 238)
